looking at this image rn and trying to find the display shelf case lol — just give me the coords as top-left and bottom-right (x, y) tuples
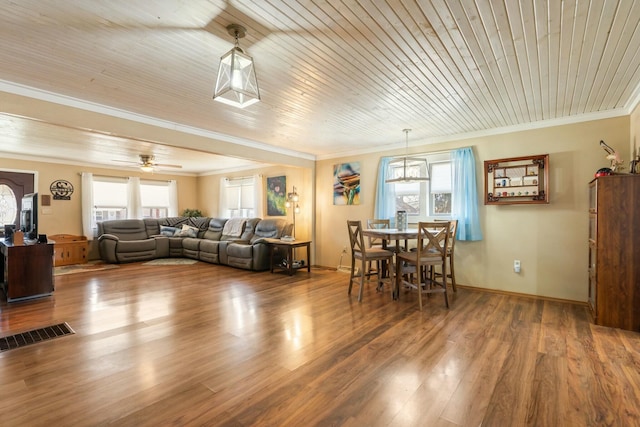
(484, 154), (549, 205)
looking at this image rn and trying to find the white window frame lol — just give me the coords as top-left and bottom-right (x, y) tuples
(140, 180), (170, 219)
(389, 152), (453, 223)
(428, 160), (453, 217)
(93, 177), (128, 223)
(222, 176), (256, 218)
(93, 176), (172, 223)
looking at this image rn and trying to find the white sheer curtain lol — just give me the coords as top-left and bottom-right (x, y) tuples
(168, 179), (178, 217)
(127, 177), (142, 219)
(81, 172), (95, 239)
(253, 174), (264, 218)
(219, 177), (230, 217)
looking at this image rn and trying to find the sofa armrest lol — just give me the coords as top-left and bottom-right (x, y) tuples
(98, 234), (120, 263)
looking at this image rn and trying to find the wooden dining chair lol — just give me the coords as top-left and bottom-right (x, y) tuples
(395, 221), (450, 310)
(347, 220), (395, 302)
(435, 219), (458, 292)
(365, 219), (390, 278)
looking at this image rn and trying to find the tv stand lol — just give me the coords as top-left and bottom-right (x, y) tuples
(0, 239), (54, 302)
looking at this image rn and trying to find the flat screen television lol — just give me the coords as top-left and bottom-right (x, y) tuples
(20, 192), (38, 240)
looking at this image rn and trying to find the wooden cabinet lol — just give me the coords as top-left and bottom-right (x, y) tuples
(1, 240), (54, 302)
(50, 234), (88, 266)
(588, 175), (640, 331)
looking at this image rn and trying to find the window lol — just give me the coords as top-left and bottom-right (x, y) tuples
(389, 152), (452, 221)
(93, 177), (127, 222)
(140, 181), (170, 218)
(92, 177), (171, 222)
(429, 161), (452, 216)
(222, 176), (256, 218)
(0, 184), (18, 226)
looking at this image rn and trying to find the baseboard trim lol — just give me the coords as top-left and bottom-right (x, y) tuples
(454, 284), (587, 307)
(316, 264), (587, 307)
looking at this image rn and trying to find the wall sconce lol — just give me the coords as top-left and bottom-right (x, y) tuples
(285, 186), (300, 237)
(213, 24), (261, 108)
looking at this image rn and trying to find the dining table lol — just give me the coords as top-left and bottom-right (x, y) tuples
(361, 228), (420, 298)
(361, 228), (419, 252)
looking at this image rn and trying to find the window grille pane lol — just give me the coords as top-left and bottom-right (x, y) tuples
(240, 183), (255, 208)
(141, 183), (169, 206)
(433, 193), (451, 214)
(93, 180), (127, 206)
(431, 163), (452, 193)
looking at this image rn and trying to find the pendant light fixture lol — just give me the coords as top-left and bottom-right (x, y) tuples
(386, 129), (429, 183)
(213, 24), (260, 108)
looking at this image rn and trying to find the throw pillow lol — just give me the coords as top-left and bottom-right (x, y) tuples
(160, 225), (178, 237)
(174, 224), (198, 238)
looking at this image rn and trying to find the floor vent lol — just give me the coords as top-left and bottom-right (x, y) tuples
(0, 323), (74, 353)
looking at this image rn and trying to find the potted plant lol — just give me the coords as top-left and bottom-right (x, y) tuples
(181, 208), (203, 217)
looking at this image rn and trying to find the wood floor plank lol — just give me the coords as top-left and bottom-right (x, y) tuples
(0, 262), (638, 426)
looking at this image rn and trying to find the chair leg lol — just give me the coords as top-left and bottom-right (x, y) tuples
(449, 256), (457, 292)
(417, 271), (423, 311)
(358, 258), (366, 302)
(348, 256), (356, 295)
(442, 262), (449, 308)
(376, 261), (384, 292)
(394, 258), (401, 300)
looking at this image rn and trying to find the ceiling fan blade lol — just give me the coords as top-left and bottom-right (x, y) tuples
(112, 159), (141, 165)
(154, 163), (182, 169)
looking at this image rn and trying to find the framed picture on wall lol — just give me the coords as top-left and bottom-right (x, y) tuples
(267, 176), (287, 216)
(333, 162), (361, 205)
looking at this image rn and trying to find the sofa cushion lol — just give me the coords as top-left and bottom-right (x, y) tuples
(203, 218), (227, 240)
(250, 218), (291, 243)
(160, 225), (179, 236)
(175, 224), (199, 238)
(144, 218), (161, 237)
(100, 219), (148, 241)
(182, 237), (201, 251)
(238, 218), (261, 241)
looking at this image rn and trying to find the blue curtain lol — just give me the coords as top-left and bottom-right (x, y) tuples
(374, 157), (396, 222)
(452, 147), (483, 241)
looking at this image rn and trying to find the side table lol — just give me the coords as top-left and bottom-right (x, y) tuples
(265, 238), (311, 276)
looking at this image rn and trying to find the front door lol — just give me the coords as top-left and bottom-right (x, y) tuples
(0, 171), (35, 234)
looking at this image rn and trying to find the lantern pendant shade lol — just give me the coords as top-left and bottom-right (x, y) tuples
(213, 25), (260, 108)
(386, 129), (429, 183)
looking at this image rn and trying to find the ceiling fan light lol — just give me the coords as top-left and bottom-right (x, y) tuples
(140, 164), (154, 173)
(213, 25), (260, 109)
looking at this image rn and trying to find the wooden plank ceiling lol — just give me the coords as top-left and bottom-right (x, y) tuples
(0, 0), (639, 173)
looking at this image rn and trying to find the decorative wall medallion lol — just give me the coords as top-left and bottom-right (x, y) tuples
(50, 180), (74, 200)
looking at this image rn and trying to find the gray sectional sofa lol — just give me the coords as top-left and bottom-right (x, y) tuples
(97, 216), (292, 271)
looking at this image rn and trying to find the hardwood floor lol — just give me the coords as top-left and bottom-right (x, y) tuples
(0, 262), (639, 426)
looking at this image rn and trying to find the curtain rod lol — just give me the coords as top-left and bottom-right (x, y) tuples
(388, 146), (472, 160)
(225, 174), (261, 181)
(78, 172), (173, 182)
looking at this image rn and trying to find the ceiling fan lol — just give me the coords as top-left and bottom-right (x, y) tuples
(114, 155), (182, 172)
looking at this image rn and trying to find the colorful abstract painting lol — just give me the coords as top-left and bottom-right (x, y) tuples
(333, 162), (361, 205)
(267, 176), (287, 216)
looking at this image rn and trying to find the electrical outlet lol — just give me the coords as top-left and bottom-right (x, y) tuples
(514, 260), (521, 273)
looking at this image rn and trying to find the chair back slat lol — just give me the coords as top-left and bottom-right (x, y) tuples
(416, 221), (449, 259)
(347, 220), (366, 254)
(366, 219), (390, 247)
(448, 219), (458, 251)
